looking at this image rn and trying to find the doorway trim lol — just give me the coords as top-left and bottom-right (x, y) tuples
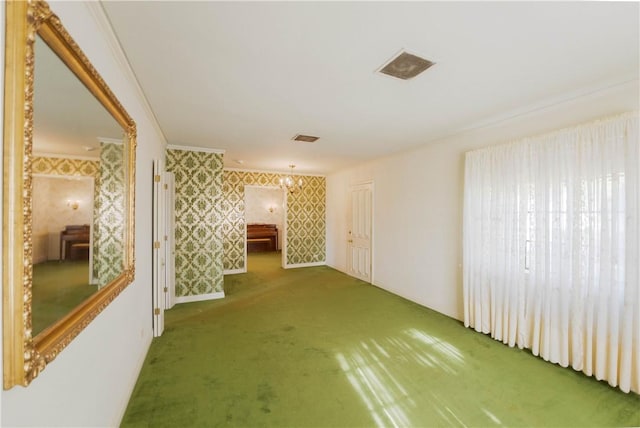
(152, 160), (165, 337)
(236, 184), (285, 273)
(33, 173), (96, 283)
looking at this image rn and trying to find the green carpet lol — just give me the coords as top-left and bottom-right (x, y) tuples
(122, 252), (639, 427)
(32, 260), (96, 336)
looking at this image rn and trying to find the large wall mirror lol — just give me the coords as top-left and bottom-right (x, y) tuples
(3, 0), (136, 389)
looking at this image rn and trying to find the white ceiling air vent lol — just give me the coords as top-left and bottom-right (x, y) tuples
(377, 50), (435, 80)
(292, 134), (319, 143)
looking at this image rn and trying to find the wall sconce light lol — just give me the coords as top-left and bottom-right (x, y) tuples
(67, 200), (80, 210)
(268, 206), (275, 213)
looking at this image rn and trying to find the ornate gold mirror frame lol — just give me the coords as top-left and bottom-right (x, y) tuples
(3, 0), (136, 389)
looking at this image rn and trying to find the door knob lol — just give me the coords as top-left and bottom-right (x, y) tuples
(348, 239), (353, 243)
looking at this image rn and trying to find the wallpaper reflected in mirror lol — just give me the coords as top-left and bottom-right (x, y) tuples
(31, 32), (126, 337)
(3, 0), (137, 389)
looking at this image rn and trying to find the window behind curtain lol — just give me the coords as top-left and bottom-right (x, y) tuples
(463, 112), (639, 394)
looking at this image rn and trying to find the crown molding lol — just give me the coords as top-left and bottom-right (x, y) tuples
(97, 137), (123, 145)
(84, 2), (168, 147)
(437, 76), (639, 146)
(167, 144), (225, 154)
(224, 166), (325, 177)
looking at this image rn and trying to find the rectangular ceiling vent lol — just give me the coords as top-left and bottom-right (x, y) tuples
(292, 134), (319, 143)
(377, 50), (435, 80)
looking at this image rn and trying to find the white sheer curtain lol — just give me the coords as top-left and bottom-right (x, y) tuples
(463, 112), (639, 394)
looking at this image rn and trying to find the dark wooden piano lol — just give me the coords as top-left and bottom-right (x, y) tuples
(60, 224), (90, 261)
(247, 223), (278, 253)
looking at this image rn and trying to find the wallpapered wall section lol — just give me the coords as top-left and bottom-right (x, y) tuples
(92, 141), (126, 287)
(222, 170), (326, 271)
(166, 149), (224, 298)
(32, 150), (126, 288)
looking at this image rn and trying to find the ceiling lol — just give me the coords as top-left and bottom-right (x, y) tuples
(34, 34), (123, 159)
(101, 1), (639, 174)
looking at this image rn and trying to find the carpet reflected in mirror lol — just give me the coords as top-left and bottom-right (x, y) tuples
(32, 261), (96, 336)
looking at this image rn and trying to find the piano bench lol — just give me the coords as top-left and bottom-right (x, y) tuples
(70, 243), (90, 261)
(247, 238), (273, 253)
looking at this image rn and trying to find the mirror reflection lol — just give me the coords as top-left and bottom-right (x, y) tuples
(32, 34), (125, 336)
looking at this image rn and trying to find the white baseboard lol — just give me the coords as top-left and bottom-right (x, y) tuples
(224, 268), (246, 275)
(175, 291), (225, 304)
(284, 261), (326, 269)
(326, 263), (348, 275)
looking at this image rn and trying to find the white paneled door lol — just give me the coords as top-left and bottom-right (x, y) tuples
(347, 182), (373, 282)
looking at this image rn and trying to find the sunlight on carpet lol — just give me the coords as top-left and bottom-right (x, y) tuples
(121, 252), (640, 427)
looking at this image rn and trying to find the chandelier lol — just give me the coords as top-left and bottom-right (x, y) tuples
(279, 164), (303, 194)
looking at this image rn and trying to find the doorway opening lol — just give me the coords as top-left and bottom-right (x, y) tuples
(32, 174), (96, 336)
(244, 185), (284, 272)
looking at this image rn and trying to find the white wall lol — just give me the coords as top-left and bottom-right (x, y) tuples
(1, 2), (166, 426)
(326, 79), (639, 321)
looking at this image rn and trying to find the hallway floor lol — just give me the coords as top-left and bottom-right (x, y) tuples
(122, 253), (639, 427)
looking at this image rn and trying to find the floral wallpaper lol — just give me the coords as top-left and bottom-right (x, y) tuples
(92, 142), (126, 288)
(33, 156), (99, 177)
(222, 170), (326, 271)
(166, 148), (224, 297)
(285, 175), (326, 265)
(31, 153), (126, 287)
